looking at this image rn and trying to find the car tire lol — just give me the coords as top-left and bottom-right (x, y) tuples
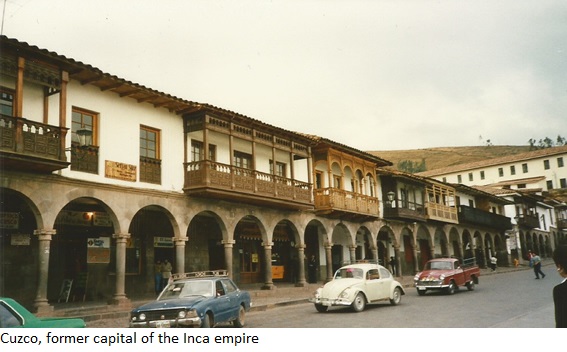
(233, 305), (245, 327)
(417, 289), (426, 296)
(466, 280), (475, 291)
(390, 287), (402, 305)
(446, 282), (456, 295)
(351, 292), (366, 312)
(315, 304), (328, 313)
(201, 313), (212, 328)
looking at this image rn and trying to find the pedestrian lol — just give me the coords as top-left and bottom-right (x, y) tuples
(161, 259), (172, 289)
(154, 259), (162, 294)
(513, 258), (519, 268)
(530, 253), (546, 279)
(552, 245), (567, 328)
(308, 255), (317, 283)
(490, 255), (497, 271)
(389, 256), (397, 276)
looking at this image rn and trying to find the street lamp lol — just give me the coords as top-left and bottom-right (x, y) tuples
(75, 127), (93, 147)
(386, 191), (396, 208)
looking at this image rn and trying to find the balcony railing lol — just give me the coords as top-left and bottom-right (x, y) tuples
(516, 214), (540, 229)
(458, 205), (512, 230)
(558, 218), (567, 230)
(383, 200), (426, 222)
(425, 202), (459, 224)
(314, 188), (379, 217)
(184, 160), (312, 207)
(0, 114), (69, 172)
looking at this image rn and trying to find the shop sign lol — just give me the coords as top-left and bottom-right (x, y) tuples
(105, 160), (137, 182)
(154, 236), (174, 248)
(87, 237), (111, 263)
(0, 212), (19, 229)
(58, 211), (92, 227)
(11, 234), (30, 246)
(93, 212), (113, 227)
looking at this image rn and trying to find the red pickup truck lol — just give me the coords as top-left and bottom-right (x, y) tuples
(414, 258), (480, 296)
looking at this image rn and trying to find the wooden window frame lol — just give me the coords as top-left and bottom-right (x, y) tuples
(140, 125), (160, 159)
(71, 107), (98, 146)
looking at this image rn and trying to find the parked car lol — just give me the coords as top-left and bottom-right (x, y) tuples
(130, 270), (251, 328)
(309, 263), (405, 312)
(0, 297), (86, 328)
(414, 257), (480, 295)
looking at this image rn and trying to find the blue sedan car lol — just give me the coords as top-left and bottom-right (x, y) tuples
(130, 270), (251, 328)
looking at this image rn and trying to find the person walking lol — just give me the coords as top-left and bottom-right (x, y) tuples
(307, 255), (317, 283)
(161, 259), (173, 289)
(552, 245), (567, 328)
(154, 260), (163, 294)
(530, 253), (546, 279)
(490, 255), (497, 271)
(389, 256), (397, 276)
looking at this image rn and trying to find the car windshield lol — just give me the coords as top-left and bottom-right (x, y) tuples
(427, 261), (453, 270)
(334, 268), (364, 279)
(158, 280), (214, 300)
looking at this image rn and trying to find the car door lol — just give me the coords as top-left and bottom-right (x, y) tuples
(364, 268), (382, 301)
(213, 279), (233, 324)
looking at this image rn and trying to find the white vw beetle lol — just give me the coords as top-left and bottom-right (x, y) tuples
(309, 263), (405, 312)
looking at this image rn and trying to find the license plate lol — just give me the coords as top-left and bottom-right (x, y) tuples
(417, 287), (426, 290)
(155, 321), (170, 328)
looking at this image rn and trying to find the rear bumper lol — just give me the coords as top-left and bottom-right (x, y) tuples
(129, 317), (201, 328)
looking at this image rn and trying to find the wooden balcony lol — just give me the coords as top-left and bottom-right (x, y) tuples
(458, 205), (512, 230)
(425, 203), (459, 224)
(0, 114), (69, 173)
(557, 218), (567, 230)
(516, 214), (540, 229)
(184, 160), (313, 210)
(383, 200), (427, 222)
(314, 188), (380, 220)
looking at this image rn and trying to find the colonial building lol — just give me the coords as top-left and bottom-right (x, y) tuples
(0, 35), (545, 314)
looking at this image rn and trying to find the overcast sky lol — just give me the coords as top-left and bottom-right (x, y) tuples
(2, 0), (566, 150)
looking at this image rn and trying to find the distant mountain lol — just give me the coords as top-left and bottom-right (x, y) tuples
(367, 146), (533, 173)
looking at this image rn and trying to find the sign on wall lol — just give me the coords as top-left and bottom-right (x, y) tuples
(87, 237), (111, 263)
(154, 236), (174, 248)
(10, 234), (30, 246)
(0, 212), (19, 229)
(105, 160), (137, 182)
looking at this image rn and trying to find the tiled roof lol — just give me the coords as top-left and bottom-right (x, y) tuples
(416, 145), (567, 177)
(486, 176), (546, 187)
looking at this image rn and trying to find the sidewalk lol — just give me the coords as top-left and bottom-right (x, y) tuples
(48, 259), (553, 326)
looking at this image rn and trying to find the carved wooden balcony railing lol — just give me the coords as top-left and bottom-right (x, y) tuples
(425, 202), (459, 224)
(0, 114), (69, 173)
(184, 160), (312, 209)
(516, 213), (540, 229)
(140, 156), (161, 184)
(314, 187), (379, 218)
(458, 205), (512, 230)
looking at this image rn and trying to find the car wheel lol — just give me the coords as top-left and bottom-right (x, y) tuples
(390, 287), (402, 305)
(315, 304), (328, 313)
(417, 289), (426, 296)
(351, 292), (366, 312)
(201, 313), (212, 328)
(233, 305), (245, 327)
(466, 280), (475, 291)
(446, 282), (456, 295)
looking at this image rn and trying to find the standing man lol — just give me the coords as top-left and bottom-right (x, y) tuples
(389, 256), (397, 276)
(308, 255), (317, 283)
(161, 259), (173, 289)
(490, 255), (497, 271)
(154, 260), (162, 294)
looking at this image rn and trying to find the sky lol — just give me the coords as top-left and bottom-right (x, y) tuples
(2, 0), (566, 151)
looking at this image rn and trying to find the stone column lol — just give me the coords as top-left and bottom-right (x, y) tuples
(222, 240), (235, 279)
(33, 229), (55, 313)
(174, 237), (188, 274)
(109, 233), (131, 306)
(324, 242), (333, 283)
(394, 246), (401, 277)
(413, 243), (419, 274)
(296, 244), (307, 287)
(371, 247), (379, 263)
(349, 245), (356, 264)
(261, 242), (275, 290)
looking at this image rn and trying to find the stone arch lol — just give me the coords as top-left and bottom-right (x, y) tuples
(449, 227), (461, 259)
(233, 215), (267, 285)
(305, 219), (327, 283)
(400, 225), (416, 275)
(416, 224), (432, 270)
(433, 227), (449, 258)
(473, 231), (485, 268)
(330, 222), (353, 272)
(355, 225), (373, 261)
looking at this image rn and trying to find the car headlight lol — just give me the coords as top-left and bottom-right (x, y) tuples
(414, 274), (420, 281)
(178, 310), (187, 319)
(314, 288), (322, 298)
(138, 313), (146, 321)
(185, 309), (198, 318)
(339, 290), (350, 299)
(439, 274), (445, 280)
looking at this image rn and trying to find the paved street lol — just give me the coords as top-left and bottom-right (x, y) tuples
(245, 268), (559, 328)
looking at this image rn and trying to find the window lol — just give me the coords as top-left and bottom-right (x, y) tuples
(468, 199), (474, 207)
(457, 175), (462, 183)
(480, 171), (485, 180)
(0, 303), (22, 328)
(71, 108), (98, 174)
(140, 126), (159, 159)
(270, 160), (286, 177)
(543, 160), (550, 170)
(0, 88), (14, 115)
(442, 177), (447, 183)
(561, 178), (567, 189)
(233, 151), (252, 169)
(191, 140), (216, 162)
(315, 171), (323, 189)
(522, 163), (528, 173)
(333, 175), (342, 189)
(559, 157), (564, 168)
(140, 126), (161, 184)
(498, 167), (504, 177)
(510, 165), (516, 175)
(468, 173), (473, 182)
(517, 184), (526, 189)
(547, 180), (553, 190)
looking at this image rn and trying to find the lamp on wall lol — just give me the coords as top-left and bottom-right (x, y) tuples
(75, 127), (93, 147)
(386, 191), (396, 207)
